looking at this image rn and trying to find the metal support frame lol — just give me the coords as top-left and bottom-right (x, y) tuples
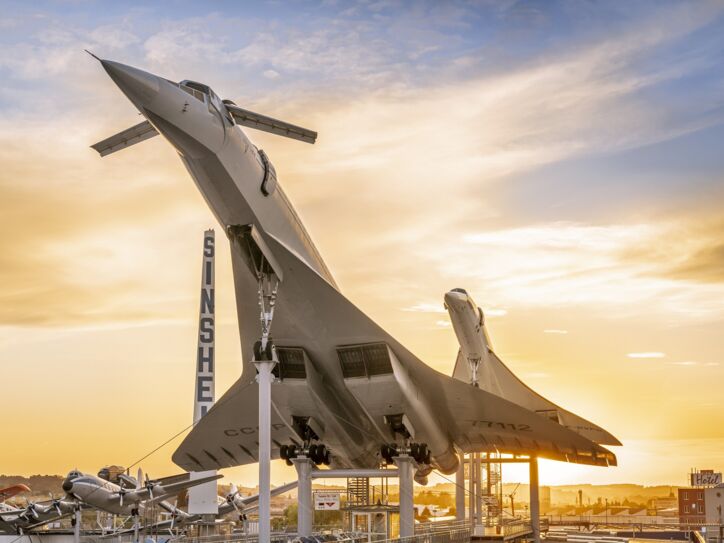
(74, 507), (82, 543)
(253, 265), (280, 543)
(293, 457), (314, 537)
(313, 469), (399, 479)
(468, 454), (475, 528)
(475, 453), (483, 527)
(455, 457), (465, 521)
(393, 455), (415, 539)
(256, 359), (275, 543)
(529, 457), (540, 543)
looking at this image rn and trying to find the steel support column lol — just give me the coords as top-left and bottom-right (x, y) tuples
(529, 457), (540, 543)
(475, 453), (483, 526)
(394, 455), (415, 538)
(74, 507), (81, 543)
(468, 454), (475, 528)
(456, 456), (465, 521)
(256, 360), (275, 543)
(293, 456), (314, 537)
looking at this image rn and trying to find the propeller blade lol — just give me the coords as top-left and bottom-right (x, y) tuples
(136, 468), (143, 490)
(144, 473), (154, 500)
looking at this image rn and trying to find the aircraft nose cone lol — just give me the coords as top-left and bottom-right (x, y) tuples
(444, 289), (468, 306)
(62, 479), (73, 492)
(101, 60), (160, 106)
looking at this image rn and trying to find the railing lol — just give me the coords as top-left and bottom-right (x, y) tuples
(502, 520), (532, 538)
(544, 515), (683, 526)
(386, 523), (471, 543)
(173, 531), (368, 543)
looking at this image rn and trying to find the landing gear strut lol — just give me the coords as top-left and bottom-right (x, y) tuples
(280, 417), (332, 466)
(252, 258), (280, 543)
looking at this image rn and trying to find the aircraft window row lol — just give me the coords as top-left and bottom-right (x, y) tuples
(337, 343), (393, 378)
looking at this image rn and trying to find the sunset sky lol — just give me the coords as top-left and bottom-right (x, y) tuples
(1, 0), (723, 489)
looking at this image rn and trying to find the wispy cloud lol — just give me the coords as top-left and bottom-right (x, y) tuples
(628, 352), (666, 359)
(402, 302), (445, 313)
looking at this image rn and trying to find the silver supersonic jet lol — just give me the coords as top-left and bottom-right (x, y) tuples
(91, 56), (619, 486)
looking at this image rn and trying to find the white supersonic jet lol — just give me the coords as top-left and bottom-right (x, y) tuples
(91, 56), (619, 487)
(444, 288), (620, 445)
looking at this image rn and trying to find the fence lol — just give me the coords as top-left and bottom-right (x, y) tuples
(386, 521), (471, 543)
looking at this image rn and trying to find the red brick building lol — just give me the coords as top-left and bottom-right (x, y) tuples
(678, 487), (706, 526)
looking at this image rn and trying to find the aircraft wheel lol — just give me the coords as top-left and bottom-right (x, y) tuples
(417, 443), (428, 462)
(380, 444), (391, 463)
(410, 443), (420, 460)
(253, 340), (275, 361)
(323, 449), (331, 465)
(308, 444), (318, 461)
(285, 458), (293, 466)
(315, 445), (327, 465)
(288, 444), (298, 458)
(280, 444), (289, 460)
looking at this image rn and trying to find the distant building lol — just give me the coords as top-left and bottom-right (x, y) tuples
(679, 487), (706, 525)
(679, 468), (722, 526)
(652, 491), (678, 515)
(704, 485), (724, 525)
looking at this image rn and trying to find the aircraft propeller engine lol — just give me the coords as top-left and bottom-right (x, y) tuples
(21, 501), (39, 521)
(50, 496), (63, 516)
(226, 484), (241, 513)
(143, 473), (155, 500)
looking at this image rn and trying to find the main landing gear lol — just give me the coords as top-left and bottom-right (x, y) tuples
(280, 443), (331, 466)
(380, 442), (431, 465)
(280, 417), (332, 466)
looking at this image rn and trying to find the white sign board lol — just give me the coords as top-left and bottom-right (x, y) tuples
(314, 492), (340, 511)
(691, 472), (722, 486)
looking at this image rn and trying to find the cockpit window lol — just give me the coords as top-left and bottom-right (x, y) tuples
(178, 80), (234, 125)
(180, 84), (205, 103)
(181, 80), (210, 94)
